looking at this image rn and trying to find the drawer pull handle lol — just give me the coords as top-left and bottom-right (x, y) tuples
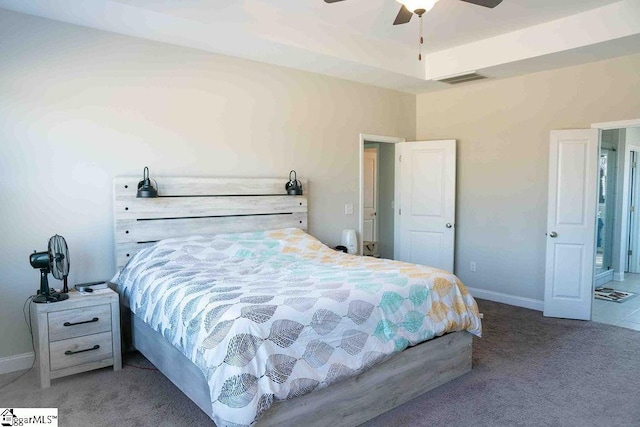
(63, 317), (99, 327)
(65, 345), (100, 356)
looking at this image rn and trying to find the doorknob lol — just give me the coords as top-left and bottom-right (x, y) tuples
(445, 223), (453, 229)
(549, 231), (558, 238)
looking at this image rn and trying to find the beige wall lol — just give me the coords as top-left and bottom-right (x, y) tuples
(416, 53), (640, 305)
(0, 10), (415, 359)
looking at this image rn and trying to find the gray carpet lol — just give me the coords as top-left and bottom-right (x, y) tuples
(1, 299), (639, 426)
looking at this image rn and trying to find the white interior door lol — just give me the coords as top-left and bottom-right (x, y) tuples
(363, 148), (378, 242)
(398, 140), (456, 272)
(544, 129), (598, 320)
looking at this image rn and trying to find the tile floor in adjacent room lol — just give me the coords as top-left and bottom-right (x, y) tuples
(592, 273), (640, 331)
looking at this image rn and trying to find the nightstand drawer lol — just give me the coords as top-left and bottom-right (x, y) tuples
(49, 331), (113, 371)
(48, 304), (112, 342)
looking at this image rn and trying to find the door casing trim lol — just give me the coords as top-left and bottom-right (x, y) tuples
(591, 119), (640, 130)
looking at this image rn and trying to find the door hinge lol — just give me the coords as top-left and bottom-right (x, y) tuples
(633, 161), (637, 169)
(629, 249), (633, 256)
(632, 206), (635, 213)
(399, 208), (402, 215)
(399, 155), (402, 162)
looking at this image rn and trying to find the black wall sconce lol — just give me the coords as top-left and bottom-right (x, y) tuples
(137, 166), (158, 198)
(285, 170), (303, 195)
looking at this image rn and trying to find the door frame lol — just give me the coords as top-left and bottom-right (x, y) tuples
(627, 147), (640, 272)
(592, 119), (640, 130)
(358, 133), (405, 257)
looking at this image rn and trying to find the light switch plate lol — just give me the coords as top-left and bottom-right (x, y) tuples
(345, 204), (354, 215)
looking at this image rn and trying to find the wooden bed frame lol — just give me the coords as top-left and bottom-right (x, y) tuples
(113, 176), (473, 426)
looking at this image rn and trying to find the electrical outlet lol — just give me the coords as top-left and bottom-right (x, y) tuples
(470, 262), (477, 272)
(345, 204), (354, 215)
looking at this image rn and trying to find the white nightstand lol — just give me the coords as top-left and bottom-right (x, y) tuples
(31, 288), (122, 388)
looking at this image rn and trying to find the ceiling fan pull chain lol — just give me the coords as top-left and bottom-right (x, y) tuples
(418, 15), (424, 61)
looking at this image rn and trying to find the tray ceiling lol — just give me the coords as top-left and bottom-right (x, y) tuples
(1, 0), (639, 93)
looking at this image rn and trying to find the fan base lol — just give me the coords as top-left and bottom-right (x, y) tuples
(33, 292), (69, 304)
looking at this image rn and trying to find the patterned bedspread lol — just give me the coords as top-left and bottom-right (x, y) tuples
(113, 228), (481, 427)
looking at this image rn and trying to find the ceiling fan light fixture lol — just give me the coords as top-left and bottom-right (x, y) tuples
(396, 0), (439, 15)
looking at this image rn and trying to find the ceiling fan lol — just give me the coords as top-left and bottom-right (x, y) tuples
(324, 0), (504, 60)
(324, 0), (503, 25)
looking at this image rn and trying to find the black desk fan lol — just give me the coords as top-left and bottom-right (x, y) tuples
(29, 234), (70, 303)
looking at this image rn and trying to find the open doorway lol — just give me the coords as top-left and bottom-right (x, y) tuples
(591, 122), (640, 331)
(358, 134), (404, 259)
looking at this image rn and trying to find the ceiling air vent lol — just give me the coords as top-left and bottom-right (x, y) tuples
(436, 72), (487, 85)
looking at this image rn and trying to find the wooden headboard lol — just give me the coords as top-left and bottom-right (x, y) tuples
(113, 177), (308, 270)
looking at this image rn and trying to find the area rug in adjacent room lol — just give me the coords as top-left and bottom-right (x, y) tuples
(594, 287), (637, 303)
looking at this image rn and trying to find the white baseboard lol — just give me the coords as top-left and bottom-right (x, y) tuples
(595, 269), (614, 287)
(466, 287), (544, 312)
(0, 352), (35, 375)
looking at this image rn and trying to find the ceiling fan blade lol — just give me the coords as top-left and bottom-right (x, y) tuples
(458, 0), (503, 8)
(324, 0), (347, 3)
(393, 5), (413, 26)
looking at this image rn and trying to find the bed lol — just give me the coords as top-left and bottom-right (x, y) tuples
(112, 176), (481, 426)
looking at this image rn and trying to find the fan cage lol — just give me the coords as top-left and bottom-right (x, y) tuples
(49, 235), (70, 279)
